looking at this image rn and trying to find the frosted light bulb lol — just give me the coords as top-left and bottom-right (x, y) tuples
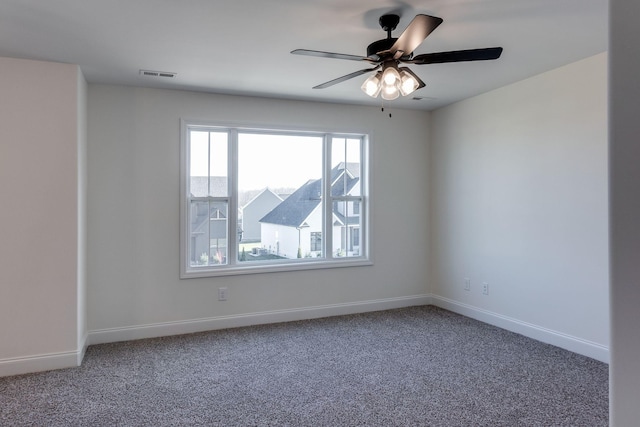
(360, 73), (382, 98)
(381, 84), (399, 100)
(382, 67), (400, 85)
(400, 74), (418, 96)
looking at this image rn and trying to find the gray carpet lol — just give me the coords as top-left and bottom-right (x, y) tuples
(0, 306), (608, 426)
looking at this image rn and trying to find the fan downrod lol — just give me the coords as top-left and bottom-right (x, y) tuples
(367, 14), (401, 58)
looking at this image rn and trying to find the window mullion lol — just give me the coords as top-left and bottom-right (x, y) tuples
(360, 135), (367, 259)
(207, 132), (212, 196)
(323, 134), (332, 259)
(228, 129), (238, 266)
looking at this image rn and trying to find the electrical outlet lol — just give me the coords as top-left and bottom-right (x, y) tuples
(218, 287), (228, 301)
(464, 278), (471, 291)
(482, 282), (489, 295)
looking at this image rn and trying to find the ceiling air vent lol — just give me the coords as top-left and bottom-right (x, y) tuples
(139, 69), (176, 78)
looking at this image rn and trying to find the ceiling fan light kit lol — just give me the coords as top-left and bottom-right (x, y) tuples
(292, 13), (503, 101)
(362, 64), (421, 99)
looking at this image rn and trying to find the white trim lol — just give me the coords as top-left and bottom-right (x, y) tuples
(430, 295), (609, 363)
(0, 350), (81, 378)
(182, 258), (374, 278)
(323, 134), (332, 256)
(179, 118), (189, 278)
(228, 128), (239, 267)
(77, 332), (88, 365)
(88, 294), (432, 345)
(180, 121), (371, 279)
(3, 294), (609, 377)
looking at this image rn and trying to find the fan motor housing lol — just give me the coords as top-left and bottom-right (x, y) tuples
(367, 38), (397, 58)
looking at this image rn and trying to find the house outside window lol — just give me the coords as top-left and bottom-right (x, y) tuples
(180, 121), (370, 277)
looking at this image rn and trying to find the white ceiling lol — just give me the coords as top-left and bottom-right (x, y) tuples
(0, 0), (607, 111)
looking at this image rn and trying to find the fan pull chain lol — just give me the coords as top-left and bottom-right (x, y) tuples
(380, 100), (392, 118)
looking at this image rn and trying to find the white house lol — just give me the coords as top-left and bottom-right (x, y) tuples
(259, 163), (360, 258)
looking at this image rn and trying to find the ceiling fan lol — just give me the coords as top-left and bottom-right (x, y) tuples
(291, 14), (503, 100)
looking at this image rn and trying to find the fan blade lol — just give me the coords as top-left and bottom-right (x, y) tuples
(409, 47), (503, 64)
(388, 14), (443, 57)
(312, 67), (380, 89)
(291, 49), (376, 63)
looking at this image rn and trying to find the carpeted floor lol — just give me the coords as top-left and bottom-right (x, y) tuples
(0, 306), (608, 426)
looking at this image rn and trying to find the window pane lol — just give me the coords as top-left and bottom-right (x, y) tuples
(189, 200), (209, 266)
(189, 200), (228, 266)
(189, 131), (209, 197)
(208, 133), (228, 197)
(331, 137), (361, 197)
(189, 130), (228, 197)
(332, 200), (361, 257)
(209, 202), (228, 265)
(237, 133), (322, 262)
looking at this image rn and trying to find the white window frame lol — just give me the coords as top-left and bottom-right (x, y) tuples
(180, 120), (371, 278)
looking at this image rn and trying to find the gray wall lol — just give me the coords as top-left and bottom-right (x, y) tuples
(87, 86), (431, 339)
(429, 53), (609, 361)
(609, 0), (640, 424)
(0, 57), (87, 376)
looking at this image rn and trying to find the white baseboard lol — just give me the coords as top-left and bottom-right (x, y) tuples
(431, 295), (609, 363)
(0, 350), (81, 378)
(3, 293), (607, 378)
(77, 332), (88, 365)
(88, 294), (433, 346)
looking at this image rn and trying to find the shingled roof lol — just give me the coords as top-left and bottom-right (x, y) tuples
(332, 162), (360, 179)
(260, 163), (359, 227)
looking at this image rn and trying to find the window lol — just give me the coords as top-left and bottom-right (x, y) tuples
(181, 121), (370, 277)
(310, 232), (322, 252)
(351, 228), (360, 250)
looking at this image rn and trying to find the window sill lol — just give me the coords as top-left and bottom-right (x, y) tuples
(181, 257), (373, 279)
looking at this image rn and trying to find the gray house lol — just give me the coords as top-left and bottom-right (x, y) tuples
(189, 176), (228, 265)
(240, 188), (283, 242)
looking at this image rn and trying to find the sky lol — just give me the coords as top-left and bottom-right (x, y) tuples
(238, 133), (322, 191)
(190, 131), (361, 191)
